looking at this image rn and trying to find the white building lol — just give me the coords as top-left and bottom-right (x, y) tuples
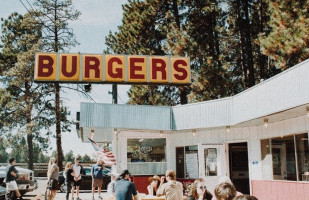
(77, 59), (309, 199)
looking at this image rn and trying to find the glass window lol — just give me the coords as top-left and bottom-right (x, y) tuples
(271, 135), (297, 181)
(84, 168), (91, 175)
(261, 133), (309, 182)
(185, 146), (198, 179)
(127, 138), (166, 162)
(296, 133), (309, 181)
(204, 148), (219, 176)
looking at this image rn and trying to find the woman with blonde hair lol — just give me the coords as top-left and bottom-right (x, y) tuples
(187, 178), (213, 200)
(64, 162), (75, 200)
(47, 157), (59, 200)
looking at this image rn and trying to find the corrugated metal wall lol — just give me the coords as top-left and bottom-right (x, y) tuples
(80, 103), (172, 130)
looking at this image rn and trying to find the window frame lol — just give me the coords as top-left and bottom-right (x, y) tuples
(261, 132), (309, 182)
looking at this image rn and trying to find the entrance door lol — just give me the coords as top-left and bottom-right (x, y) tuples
(176, 147), (185, 178)
(198, 143), (227, 193)
(229, 142), (250, 194)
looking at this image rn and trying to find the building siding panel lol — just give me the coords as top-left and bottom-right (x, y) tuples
(80, 103), (171, 130)
(80, 59), (309, 131)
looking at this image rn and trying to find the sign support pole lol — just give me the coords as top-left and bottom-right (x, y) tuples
(112, 84), (118, 104)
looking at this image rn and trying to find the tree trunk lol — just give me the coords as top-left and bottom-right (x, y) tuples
(25, 81), (33, 170)
(55, 83), (63, 170)
(236, 0), (248, 88)
(172, 0), (180, 28)
(54, 0), (63, 170)
(172, 0), (188, 104)
(179, 86), (188, 105)
(243, 0), (255, 87)
(258, 0), (267, 80)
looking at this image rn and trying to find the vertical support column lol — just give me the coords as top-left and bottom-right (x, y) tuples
(294, 135), (299, 181)
(112, 84), (118, 104)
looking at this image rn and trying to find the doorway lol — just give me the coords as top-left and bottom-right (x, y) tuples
(176, 147), (185, 178)
(229, 142), (250, 194)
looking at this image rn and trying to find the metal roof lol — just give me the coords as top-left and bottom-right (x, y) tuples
(80, 103), (172, 130)
(79, 59), (309, 131)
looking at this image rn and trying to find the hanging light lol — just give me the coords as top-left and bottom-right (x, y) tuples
(160, 130), (163, 137)
(91, 128), (95, 139)
(306, 106), (309, 118)
(114, 128), (118, 135)
(264, 118), (268, 128)
(192, 129), (196, 136)
(226, 126), (230, 133)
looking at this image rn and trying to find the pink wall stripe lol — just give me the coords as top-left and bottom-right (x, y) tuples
(251, 180), (309, 200)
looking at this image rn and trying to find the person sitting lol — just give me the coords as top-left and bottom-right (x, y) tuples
(217, 176), (243, 197)
(235, 195), (259, 200)
(156, 170), (183, 200)
(147, 175), (161, 196)
(187, 178), (213, 200)
(115, 169), (138, 200)
(214, 182), (236, 200)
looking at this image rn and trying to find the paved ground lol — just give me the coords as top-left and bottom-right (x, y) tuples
(24, 179), (111, 200)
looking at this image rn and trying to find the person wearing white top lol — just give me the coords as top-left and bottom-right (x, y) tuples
(72, 158), (83, 200)
(157, 170), (183, 200)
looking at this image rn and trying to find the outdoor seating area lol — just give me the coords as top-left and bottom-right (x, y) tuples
(105, 195), (187, 200)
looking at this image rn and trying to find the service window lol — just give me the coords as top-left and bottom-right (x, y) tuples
(127, 138), (166, 162)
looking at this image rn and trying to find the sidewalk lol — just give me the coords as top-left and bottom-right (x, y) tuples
(24, 179), (110, 200)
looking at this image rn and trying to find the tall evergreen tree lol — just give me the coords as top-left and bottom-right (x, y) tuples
(107, 0), (302, 105)
(0, 12), (55, 169)
(183, 0), (232, 102)
(105, 0), (181, 106)
(34, 0), (81, 170)
(259, 0), (309, 69)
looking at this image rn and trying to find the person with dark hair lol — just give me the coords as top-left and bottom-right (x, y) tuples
(235, 195), (259, 200)
(5, 158), (23, 200)
(115, 169), (138, 200)
(156, 170), (183, 200)
(187, 178), (212, 200)
(214, 182), (236, 200)
(147, 175), (161, 196)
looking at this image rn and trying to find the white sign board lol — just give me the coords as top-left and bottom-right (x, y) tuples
(185, 153), (198, 179)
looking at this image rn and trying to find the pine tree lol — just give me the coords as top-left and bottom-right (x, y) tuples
(105, 0), (180, 106)
(0, 12), (55, 169)
(259, 0), (309, 69)
(34, 0), (81, 170)
(107, 0), (299, 105)
(183, 0), (232, 102)
(64, 150), (75, 162)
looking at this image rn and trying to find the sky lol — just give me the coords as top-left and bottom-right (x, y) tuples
(0, 0), (130, 157)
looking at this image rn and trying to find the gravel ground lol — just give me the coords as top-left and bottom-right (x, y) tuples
(24, 178), (110, 200)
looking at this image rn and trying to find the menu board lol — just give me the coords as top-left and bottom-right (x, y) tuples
(185, 153), (198, 179)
